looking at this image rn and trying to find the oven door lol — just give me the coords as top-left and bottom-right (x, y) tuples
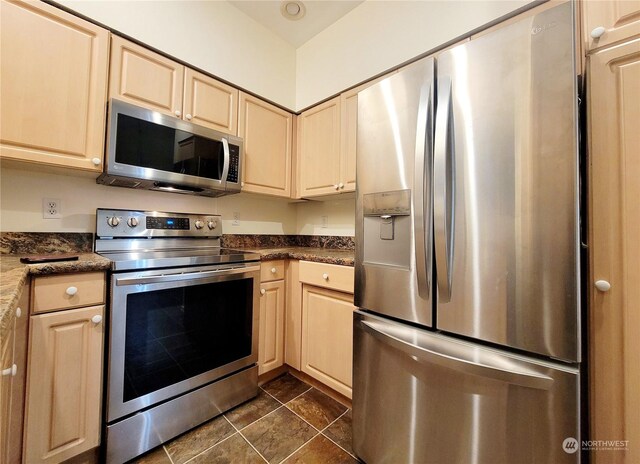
(106, 262), (260, 422)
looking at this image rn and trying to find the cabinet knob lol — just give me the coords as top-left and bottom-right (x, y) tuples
(65, 286), (78, 296)
(241, 182), (245, 187)
(186, 114), (193, 120)
(271, 267), (277, 274)
(590, 26), (605, 39)
(260, 288), (266, 295)
(595, 280), (611, 292)
(322, 273), (329, 280)
(175, 110), (182, 117)
(334, 184), (339, 190)
(91, 157), (101, 166)
(16, 307), (21, 318)
(91, 315), (103, 324)
(339, 182), (345, 189)
(1, 364), (17, 377)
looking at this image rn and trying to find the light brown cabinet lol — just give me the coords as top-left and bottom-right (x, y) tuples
(0, 0), (109, 172)
(588, 37), (640, 464)
(184, 69), (238, 135)
(24, 305), (105, 464)
(583, 0), (640, 52)
(0, 316), (14, 463)
(239, 93), (293, 197)
(258, 280), (285, 375)
(109, 36), (184, 118)
(297, 97), (343, 197)
(110, 36), (238, 135)
(301, 285), (356, 399)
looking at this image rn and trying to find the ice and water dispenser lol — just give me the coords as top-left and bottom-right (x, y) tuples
(362, 189), (411, 268)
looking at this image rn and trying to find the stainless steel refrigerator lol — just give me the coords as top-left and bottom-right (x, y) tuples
(353, 3), (582, 463)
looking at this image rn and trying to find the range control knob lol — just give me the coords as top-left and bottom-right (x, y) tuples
(127, 217), (139, 228)
(107, 216), (120, 227)
(207, 220), (217, 230)
(194, 220), (204, 230)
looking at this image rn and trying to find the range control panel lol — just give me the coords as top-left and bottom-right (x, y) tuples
(96, 209), (222, 239)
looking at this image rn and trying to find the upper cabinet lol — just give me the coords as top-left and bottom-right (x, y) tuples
(0, 0), (109, 172)
(184, 69), (238, 135)
(109, 36), (184, 118)
(583, 0), (640, 52)
(110, 36), (238, 135)
(239, 93), (293, 197)
(297, 97), (342, 197)
(339, 89), (358, 194)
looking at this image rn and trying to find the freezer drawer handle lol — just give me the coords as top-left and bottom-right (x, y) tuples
(361, 320), (554, 390)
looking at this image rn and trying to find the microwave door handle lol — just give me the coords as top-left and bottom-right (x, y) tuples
(413, 80), (433, 298)
(434, 76), (455, 303)
(221, 137), (230, 183)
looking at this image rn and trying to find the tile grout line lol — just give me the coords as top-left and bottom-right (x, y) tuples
(162, 444), (176, 464)
(236, 404), (286, 433)
(321, 429), (359, 461)
(180, 430), (240, 464)
(275, 430), (321, 464)
(259, 385), (285, 405)
(319, 408), (349, 434)
(225, 415), (270, 464)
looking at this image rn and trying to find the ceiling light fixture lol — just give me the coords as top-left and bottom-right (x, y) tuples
(280, 1), (306, 21)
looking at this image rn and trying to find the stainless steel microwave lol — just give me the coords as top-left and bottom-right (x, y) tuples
(97, 99), (243, 197)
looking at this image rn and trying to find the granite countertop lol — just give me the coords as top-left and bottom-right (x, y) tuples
(0, 253), (111, 340)
(237, 246), (355, 267)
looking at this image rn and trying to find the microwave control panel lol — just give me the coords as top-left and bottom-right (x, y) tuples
(227, 145), (240, 184)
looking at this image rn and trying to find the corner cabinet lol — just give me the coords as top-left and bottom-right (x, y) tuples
(0, 0), (109, 172)
(109, 36), (238, 135)
(24, 272), (106, 464)
(297, 97), (343, 197)
(239, 93), (293, 197)
(588, 37), (640, 464)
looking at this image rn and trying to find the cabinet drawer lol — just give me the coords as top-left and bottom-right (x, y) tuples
(32, 272), (105, 313)
(299, 261), (354, 294)
(261, 260), (285, 282)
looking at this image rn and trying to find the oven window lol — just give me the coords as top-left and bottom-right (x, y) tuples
(123, 278), (253, 402)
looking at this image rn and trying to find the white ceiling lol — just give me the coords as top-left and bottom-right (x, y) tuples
(228, 1), (364, 47)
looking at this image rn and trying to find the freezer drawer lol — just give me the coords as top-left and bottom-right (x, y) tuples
(353, 312), (580, 464)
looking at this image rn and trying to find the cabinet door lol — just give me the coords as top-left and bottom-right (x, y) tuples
(258, 281), (285, 375)
(239, 93), (293, 197)
(298, 97), (342, 197)
(340, 89), (358, 193)
(589, 38), (640, 464)
(301, 285), (355, 398)
(0, 0), (109, 172)
(184, 69), (238, 135)
(24, 306), (105, 464)
(109, 36), (184, 117)
(0, 315), (15, 464)
(583, 0), (640, 52)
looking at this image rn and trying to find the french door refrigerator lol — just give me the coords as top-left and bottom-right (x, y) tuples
(353, 3), (582, 464)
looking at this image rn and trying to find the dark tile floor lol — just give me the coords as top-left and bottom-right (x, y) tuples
(130, 374), (358, 464)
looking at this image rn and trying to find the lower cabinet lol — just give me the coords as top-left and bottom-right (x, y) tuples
(300, 285), (356, 399)
(258, 280), (286, 375)
(24, 305), (105, 464)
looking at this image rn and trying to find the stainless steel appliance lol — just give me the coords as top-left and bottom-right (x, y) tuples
(354, 3), (583, 463)
(97, 99), (242, 197)
(95, 208), (260, 464)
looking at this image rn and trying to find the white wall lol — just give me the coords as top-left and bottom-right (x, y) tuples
(296, 0), (531, 109)
(57, 0), (297, 109)
(295, 198), (356, 236)
(0, 167), (297, 234)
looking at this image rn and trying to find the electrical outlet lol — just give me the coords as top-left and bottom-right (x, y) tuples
(232, 211), (240, 226)
(321, 216), (329, 228)
(43, 198), (61, 219)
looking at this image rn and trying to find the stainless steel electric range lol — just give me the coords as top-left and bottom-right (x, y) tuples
(95, 208), (261, 464)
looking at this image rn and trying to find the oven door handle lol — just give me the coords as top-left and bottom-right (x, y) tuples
(116, 264), (260, 286)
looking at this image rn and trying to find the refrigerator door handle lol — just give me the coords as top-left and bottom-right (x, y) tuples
(413, 80), (433, 298)
(361, 319), (554, 390)
(433, 76), (455, 303)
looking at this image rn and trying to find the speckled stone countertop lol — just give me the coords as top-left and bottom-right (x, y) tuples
(238, 246), (355, 267)
(0, 253), (111, 340)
